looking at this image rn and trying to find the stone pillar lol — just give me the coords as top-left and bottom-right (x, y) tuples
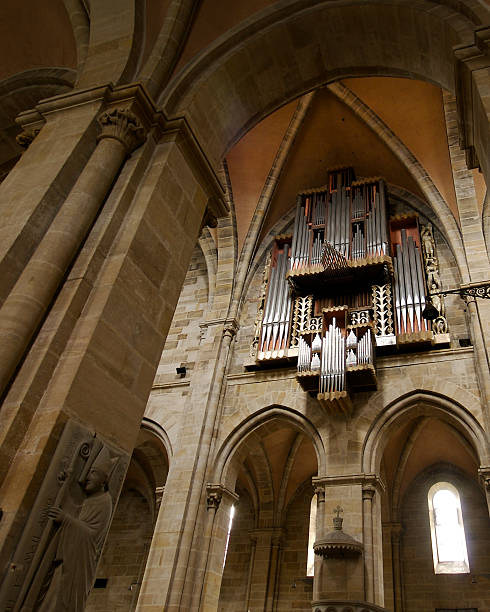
(247, 528), (284, 612)
(0, 85), (226, 592)
(312, 474), (385, 609)
(136, 218), (235, 612)
(0, 106), (145, 399)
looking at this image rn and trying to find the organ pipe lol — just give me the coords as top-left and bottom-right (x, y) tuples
(319, 318), (346, 393)
(260, 244), (292, 354)
(393, 229), (428, 335)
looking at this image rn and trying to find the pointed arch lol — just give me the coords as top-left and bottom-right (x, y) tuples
(212, 405), (326, 490)
(362, 390), (488, 477)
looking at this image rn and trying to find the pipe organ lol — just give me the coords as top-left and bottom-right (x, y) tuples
(249, 167), (449, 414)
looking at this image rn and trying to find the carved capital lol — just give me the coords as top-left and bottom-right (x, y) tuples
(362, 486), (376, 501)
(478, 466), (490, 492)
(207, 491), (222, 510)
(97, 107), (145, 153)
(223, 319), (239, 340)
(314, 486), (325, 503)
(206, 483), (239, 511)
(16, 128), (40, 150)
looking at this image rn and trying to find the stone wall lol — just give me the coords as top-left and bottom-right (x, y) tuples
(401, 468), (490, 612)
(86, 487), (153, 612)
(276, 483), (314, 612)
(154, 242), (209, 382)
(218, 490), (254, 611)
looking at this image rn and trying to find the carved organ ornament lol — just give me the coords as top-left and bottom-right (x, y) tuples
(249, 167), (450, 414)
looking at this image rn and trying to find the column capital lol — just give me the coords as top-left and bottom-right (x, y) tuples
(97, 107), (146, 153)
(478, 466), (490, 492)
(314, 485), (326, 503)
(362, 487), (376, 501)
(15, 128), (41, 150)
(199, 317), (239, 339)
(206, 483), (239, 510)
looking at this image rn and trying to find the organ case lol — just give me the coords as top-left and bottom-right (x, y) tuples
(249, 167), (449, 413)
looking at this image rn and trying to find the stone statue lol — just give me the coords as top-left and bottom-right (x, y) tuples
(32, 447), (117, 612)
(0, 421), (127, 612)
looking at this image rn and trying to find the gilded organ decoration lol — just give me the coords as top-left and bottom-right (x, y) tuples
(249, 167), (450, 413)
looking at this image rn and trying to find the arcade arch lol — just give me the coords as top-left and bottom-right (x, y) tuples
(212, 409), (320, 611)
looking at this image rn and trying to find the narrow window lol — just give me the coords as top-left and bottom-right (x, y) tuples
(222, 505), (235, 569)
(307, 493), (317, 576)
(428, 482), (469, 574)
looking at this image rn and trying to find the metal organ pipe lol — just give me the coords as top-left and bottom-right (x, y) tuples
(320, 318), (345, 393)
(393, 229), (427, 335)
(290, 196), (302, 269)
(379, 180), (388, 254)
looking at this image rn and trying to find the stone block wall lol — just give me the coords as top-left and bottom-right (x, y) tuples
(276, 484), (314, 611)
(154, 242), (209, 382)
(86, 487), (153, 612)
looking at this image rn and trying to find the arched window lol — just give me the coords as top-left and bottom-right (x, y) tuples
(427, 482), (469, 574)
(307, 493), (317, 576)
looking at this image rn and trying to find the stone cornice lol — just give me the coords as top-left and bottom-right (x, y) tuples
(313, 473), (385, 494)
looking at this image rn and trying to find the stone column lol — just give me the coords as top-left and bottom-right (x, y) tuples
(387, 522), (404, 612)
(313, 485), (325, 601)
(247, 528), (284, 612)
(454, 28), (490, 188)
(245, 535), (257, 610)
(362, 487), (376, 603)
(0, 106), (144, 399)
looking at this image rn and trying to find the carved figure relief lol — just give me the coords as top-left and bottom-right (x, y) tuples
(250, 252), (271, 357)
(0, 420), (128, 612)
(420, 223), (448, 335)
